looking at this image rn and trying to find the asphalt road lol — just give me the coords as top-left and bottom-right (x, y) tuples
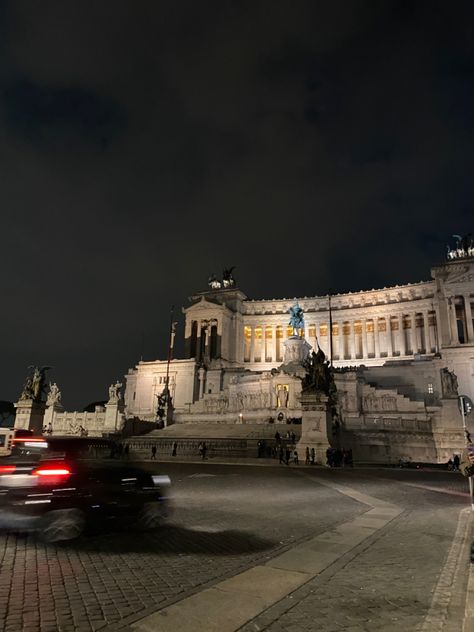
(0, 463), (472, 632)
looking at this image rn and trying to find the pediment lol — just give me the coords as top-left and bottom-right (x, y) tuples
(184, 296), (226, 312)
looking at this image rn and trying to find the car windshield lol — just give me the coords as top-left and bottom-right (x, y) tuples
(6, 438), (118, 462)
(10, 439), (49, 460)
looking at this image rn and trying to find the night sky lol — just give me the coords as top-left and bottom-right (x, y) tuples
(2, 1), (474, 409)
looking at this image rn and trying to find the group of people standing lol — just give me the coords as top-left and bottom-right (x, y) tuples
(326, 447), (353, 467)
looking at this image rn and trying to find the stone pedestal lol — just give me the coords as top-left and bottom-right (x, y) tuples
(14, 399), (46, 434)
(43, 402), (65, 432)
(281, 336), (311, 377)
(104, 400), (125, 434)
(297, 390), (332, 464)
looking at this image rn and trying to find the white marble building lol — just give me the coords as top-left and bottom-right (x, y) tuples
(123, 245), (474, 462)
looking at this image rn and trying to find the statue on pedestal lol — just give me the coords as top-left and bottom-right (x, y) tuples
(19, 366), (52, 402)
(108, 381), (122, 403)
(288, 303), (304, 336)
(46, 382), (61, 406)
(302, 346), (336, 399)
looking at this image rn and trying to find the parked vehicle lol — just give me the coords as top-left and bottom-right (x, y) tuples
(0, 436), (171, 542)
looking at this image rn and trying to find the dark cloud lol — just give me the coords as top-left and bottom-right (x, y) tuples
(3, 77), (125, 146)
(1, 1), (474, 407)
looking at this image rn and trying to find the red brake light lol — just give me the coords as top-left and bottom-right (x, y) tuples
(0, 465), (16, 475)
(35, 467), (71, 476)
(32, 463), (72, 481)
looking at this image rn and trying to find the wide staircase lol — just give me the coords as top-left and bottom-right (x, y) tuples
(124, 423), (301, 461)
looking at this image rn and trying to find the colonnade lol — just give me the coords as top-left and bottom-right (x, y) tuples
(449, 294), (474, 344)
(244, 310), (439, 364)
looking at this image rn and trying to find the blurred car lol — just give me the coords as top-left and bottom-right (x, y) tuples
(0, 436), (171, 543)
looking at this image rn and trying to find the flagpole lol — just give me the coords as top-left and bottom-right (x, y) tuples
(164, 305), (176, 427)
(328, 291), (333, 367)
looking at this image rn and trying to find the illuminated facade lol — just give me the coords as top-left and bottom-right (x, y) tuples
(124, 251), (474, 463)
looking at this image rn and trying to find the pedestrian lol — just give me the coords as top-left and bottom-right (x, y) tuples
(447, 458), (454, 471)
(151, 445), (157, 460)
(285, 446), (291, 465)
(274, 431), (281, 444)
(171, 441), (177, 457)
(198, 442), (204, 458)
(201, 441), (207, 460)
(291, 431), (296, 443)
(257, 440), (263, 457)
(453, 454), (460, 471)
(326, 447), (333, 467)
(305, 446), (310, 465)
(310, 447), (315, 465)
(279, 445), (284, 464)
(293, 449), (299, 465)
(124, 444), (130, 458)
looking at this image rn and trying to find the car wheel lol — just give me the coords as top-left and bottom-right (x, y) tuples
(39, 509), (85, 543)
(138, 502), (166, 530)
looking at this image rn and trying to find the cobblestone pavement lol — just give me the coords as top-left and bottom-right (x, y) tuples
(0, 464), (471, 632)
(0, 464), (365, 632)
(239, 468), (472, 632)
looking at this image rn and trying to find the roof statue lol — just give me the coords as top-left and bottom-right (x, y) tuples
(446, 233), (474, 260)
(207, 267), (236, 290)
(288, 302), (304, 336)
(208, 274), (222, 289)
(222, 266), (236, 288)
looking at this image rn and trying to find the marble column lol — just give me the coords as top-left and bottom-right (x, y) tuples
(261, 324), (266, 362)
(361, 319), (368, 359)
(410, 313), (418, 354)
(398, 314), (406, 356)
(272, 325), (277, 362)
(373, 318), (380, 358)
(448, 297), (459, 344)
(464, 296), (474, 343)
(350, 320), (357, 359)
(386, 316), (393, 357)
(334, 322), (344, 360)
(250, 326), (256, 363)
(423, 311), (431, 352)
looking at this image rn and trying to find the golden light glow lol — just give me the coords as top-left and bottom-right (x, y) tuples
(320, 325), (328, 336)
